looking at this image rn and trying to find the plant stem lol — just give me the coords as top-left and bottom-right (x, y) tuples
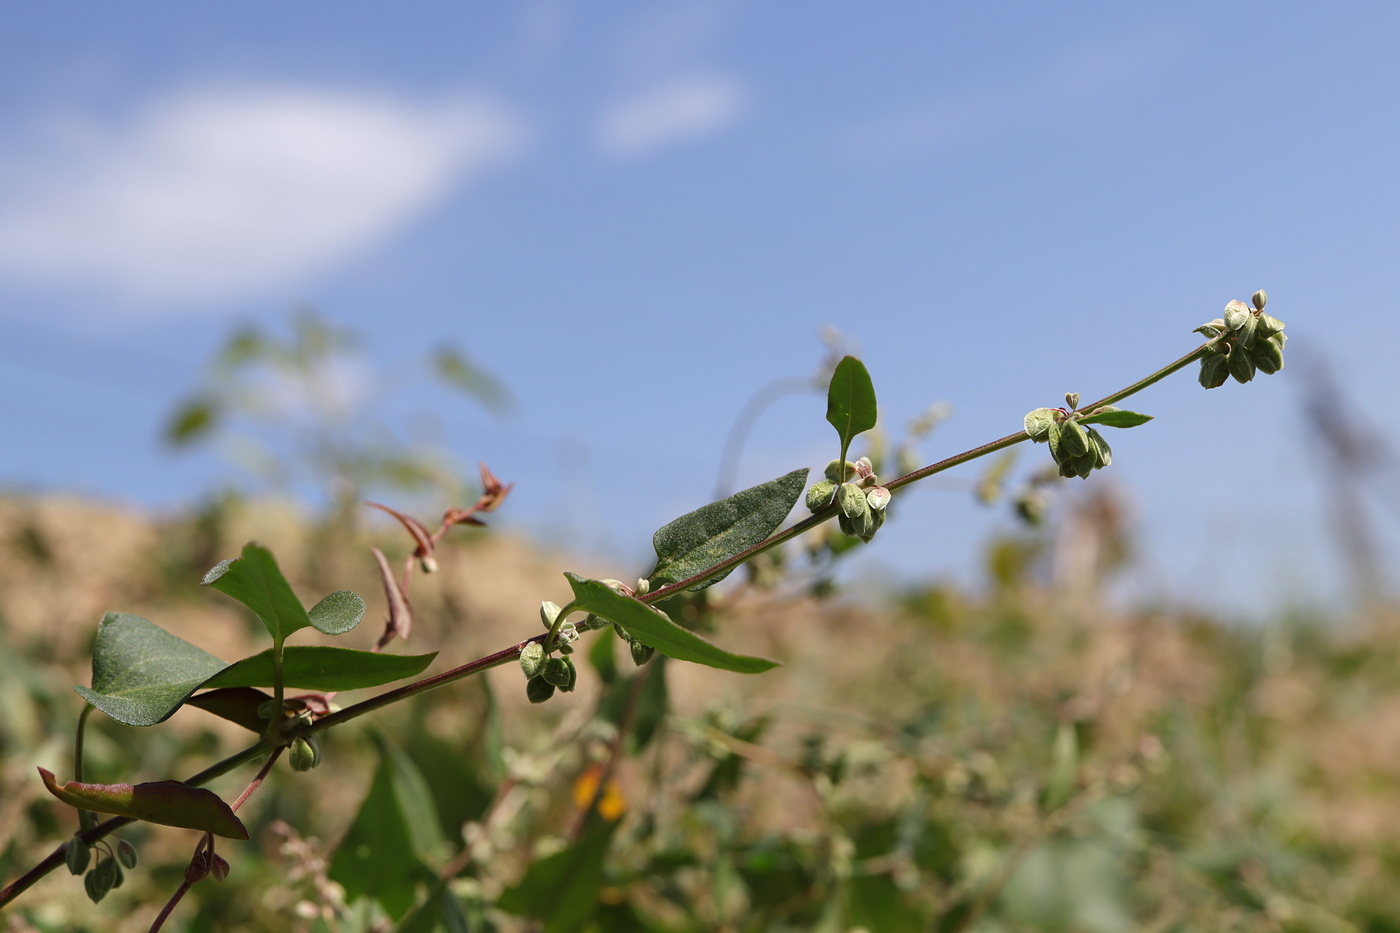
(0, 742), (271, 909)
(73, 704), (96, 832)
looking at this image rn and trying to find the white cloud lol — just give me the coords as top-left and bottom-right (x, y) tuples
(0, 85), (526, 310)
(596, 74), (745, 159)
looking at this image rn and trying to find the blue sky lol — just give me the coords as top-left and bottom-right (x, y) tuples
(2, 2), (1396, 615)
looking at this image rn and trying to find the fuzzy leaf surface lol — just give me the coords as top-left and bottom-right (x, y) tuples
(73, 612), (229, 726)
(38, 768), (248, 839)
(826, 356), (878, 462)
(648, 468), (808, 590)
(566, 575), (778, 673)
(308, 590), (366, 635)
(1075, 409), (1153, 429)
(201, 543), (311, 642)
(200, 646), (436, 692)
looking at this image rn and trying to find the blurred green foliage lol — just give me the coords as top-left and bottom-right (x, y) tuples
(2, 487), (1395, 932)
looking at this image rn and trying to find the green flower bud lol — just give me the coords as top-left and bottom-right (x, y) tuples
(65, 836), (91, 876)
(85, 858), (117, 903)
(1252, 289), (1268, 311)
(1227, 345), (1256, 383)
(541, 656), (572, 687)
(1059, 419), (1090, 458)
(1251, 332), (1285, 374)
(539, 601), (562, 630)
(559, 656), (578, 692)
(1023, 407), (1057, 441)
(1064, 392), (1080, 410)
(635, 578), (651, 597)
(1087, 427), (1112, 469)
(1047, 420), (1065, 462)
(519, 641), (545, 679)
(289, 735), (321, 772)
(824, 459), (857, 483)
(1257, 312), (1285, 337)
(1223, 300), (1252, 332)
(837, 482), (877, 538)
(1236, 311), (1259, 349)
(527, 677), (556, 704)
(1199, 354), (1229, 389)
(630, 638), (655, 666)
(1071, 450), (1097, 479)
(116, 838), (139, 870)
(805, 479), (838, 512)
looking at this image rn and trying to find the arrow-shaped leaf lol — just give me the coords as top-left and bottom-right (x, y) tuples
(566, 574), (778, 674)
(826, 356), (878, 464)
(73, 612), (229, 727)
(648, 469), (808, 591)
(1074, 407), (1153, 429)
(39, 768), (248, 839)
(200, 646), (437, 692)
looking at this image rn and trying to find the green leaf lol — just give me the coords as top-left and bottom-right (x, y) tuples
(1074, 409), (1153, 429)
(330, 736), (447, 920)
(309, 590), (367, 635)
(1022, 407), (1057, 441)
(201, 646), (437, 692)
(73, 612), (229, 727)
(566, 575), (778, 674)
(202, 543), (311, 642)
(648, 468), (808, 591)
(826, 356), (878, 464)
(38, 768), (248, 839)
(497, 818), (619, 933)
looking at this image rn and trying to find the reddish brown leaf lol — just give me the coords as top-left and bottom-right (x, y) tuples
(365, 501), (435, 558)
(38, 768), (248, 839)
(369, 546), (414, 642)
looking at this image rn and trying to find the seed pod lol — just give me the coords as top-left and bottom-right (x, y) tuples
(519, 641), (545, 679)
(1223, 300), (1252, 332)
(559, 656), (578, 692)
(1023, 408), (1057, 441)
(1251, 335), (1284, 374)
(805, 480), (838, 512)
(862, 507), (886, 542)
(211, 855), (230, 882)
(1227, 345), (1256, 383)
(1087, 427), (1112, 469)
(1252, 289), (1268, 311)
(539, 601), (562, 630)
(65, 836), (91, 876)
(116, 838), (139, 870)
(1047, 421), (1065, 463)
(288, 735), (321, 772)
(1199, 354), (1230, 389)
(84, 864), (111, 903)
(527, 677), (556, 704)
(1060, 419), (1090, 458)
(541, 657), (572, 687)
(1071, 450), (1097, 479)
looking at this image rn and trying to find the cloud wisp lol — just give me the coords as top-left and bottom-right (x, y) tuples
(0, 85), (526, 312)
(595, 74), (746, 159)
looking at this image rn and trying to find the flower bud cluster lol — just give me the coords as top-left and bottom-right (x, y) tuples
(520, 601), (581, 703)
(1194, 292), (1286, 388)
(1023, 406), (1113, 479)
(807, 457), (892, 542)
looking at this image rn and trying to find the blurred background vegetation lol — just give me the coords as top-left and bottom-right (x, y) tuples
(3, 317), (1399, 933)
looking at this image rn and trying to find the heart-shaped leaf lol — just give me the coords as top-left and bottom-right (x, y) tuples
(73, 613), (229, 726)
(566, 574), (778, 674)
(648, 469), (808, 591)
(39, 768), (248, 839)
(200, 646), (437, 692)
(826, 356), (878, 464)
(202, 543), (311, 642)
(308, 590), (367, 635)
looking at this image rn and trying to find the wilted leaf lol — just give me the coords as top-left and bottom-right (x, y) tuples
(38, 768), (248, 839)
